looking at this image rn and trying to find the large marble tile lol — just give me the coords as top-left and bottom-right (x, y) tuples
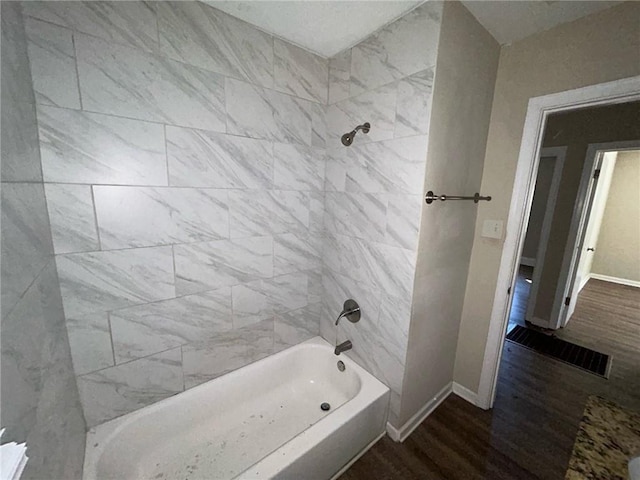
(307, 269), (323, 305)
(158, 2), (273, 88)
(378, 291), (411, 342)
(324, 192), (388, 243)
(1, 261), (58, 424)
(326, 83), (397, 145)
(395, 68), (435, 138)
(274, 233), (322, 276)
(274, 39), (327, 103)
(347, 135), (429, 194)
(174, 236), (273, 295)
(350, 2), (441, 95)
(269, 90), (313, 146)
(1, 99), (42, 182)
(110, 288), (232, 363)
(182, 319), (274, 389)
(270, 190), (311, 234)
(166, 126), (273, 189)
(324, 147), (352, 192)
(225, 78), (277, 140)
(320, 231), (345, 276)
(75, 34), (226, 131)
(228, 190), (276, 239)
(273, 143), (324, 192)
(337, 236), (415, 299)
(66, 312), (114, 376)
(45, 184), (99, 254)
(24, 332), (86, 480)
(1, 259), (82, 436)
(24, 18), (80, 109)
(328, 49), (351, 105)
(310, 103), (327, 149)
(37, 105), (167, 185)
(232, 272), (308, 328)
(77, 348), (183, 426)
(274, 302), (321, 353)
(228, 190), (310, 238)
(2, 261), (87, 478)
(1, 2), (34, 105)
(227, 80), (312, 145)
(340, 314), (405, 394)
(93, 186), (229, 249)
(309, 191), (325, 233)
(22, 1), (159, 52)
(56, 246), (175, 317)
(384, 194), (423, 250)
(1, 7), (43, 182)
(230, 280), (272, 328)
(1, 183), (54, 320)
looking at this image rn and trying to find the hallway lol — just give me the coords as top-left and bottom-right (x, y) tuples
(341, 279), (640, 479)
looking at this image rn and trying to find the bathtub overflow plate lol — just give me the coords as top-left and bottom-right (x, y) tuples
(320, 402), (331, 411)
(337, 360), (345, 372)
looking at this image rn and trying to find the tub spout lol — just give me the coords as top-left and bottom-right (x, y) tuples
(334, 340), (352, 355)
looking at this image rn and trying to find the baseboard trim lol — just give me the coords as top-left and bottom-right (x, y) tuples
(520, 257), (536, 267)
(589, 273), (640, 289)
(330, 431), (386, 480)
(385, 382), (452, 443)
(452, 382), (478, 405)
(578, 273), (591, 293)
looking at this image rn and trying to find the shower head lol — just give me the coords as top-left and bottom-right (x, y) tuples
(341, 122), (370, 147)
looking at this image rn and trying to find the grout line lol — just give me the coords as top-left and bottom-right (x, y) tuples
(180, 345), (185, 392)
(106, 312), (117, 366)
(171, 244), (178, 296)
(163, 124), (170, 185)
(78, 344), (185, 377)
(71, 31), (84, 110)
(89, 185), (103, 250)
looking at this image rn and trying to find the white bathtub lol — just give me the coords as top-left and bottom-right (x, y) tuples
(83, 336), (390, 480)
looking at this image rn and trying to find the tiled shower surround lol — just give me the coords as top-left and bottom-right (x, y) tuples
(18, 0), (441, 428)
(322, 4), (441, 425)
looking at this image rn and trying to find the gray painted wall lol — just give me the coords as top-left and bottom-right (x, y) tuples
(400, 0), (499, 426)
(592, 150), (640, 282)
(1, 2), (86, 477)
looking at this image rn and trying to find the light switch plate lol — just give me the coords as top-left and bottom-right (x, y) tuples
(482, 220), (503, 239)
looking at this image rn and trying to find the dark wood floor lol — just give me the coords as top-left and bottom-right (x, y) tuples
(340, 279), (640, 480)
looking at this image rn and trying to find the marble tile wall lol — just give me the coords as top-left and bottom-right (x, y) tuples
(1, 3), (86, 478)
(20, 0), (328, 427)
(321, 1), (442, 426)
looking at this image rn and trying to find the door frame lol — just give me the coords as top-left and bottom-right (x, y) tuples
(475, 75), (640, 410)
(554, 140), (640, 328)
(524, 146), (567, 325)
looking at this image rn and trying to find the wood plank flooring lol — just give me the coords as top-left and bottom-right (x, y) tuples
(340, 279), (640, 480)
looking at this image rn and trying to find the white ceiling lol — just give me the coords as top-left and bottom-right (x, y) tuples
(205, 1), (423, 57)
(205, 1), (623, 58)
(460, 0), (622, 46)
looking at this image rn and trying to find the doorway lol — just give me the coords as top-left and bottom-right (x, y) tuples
(476, 77), (640, 409)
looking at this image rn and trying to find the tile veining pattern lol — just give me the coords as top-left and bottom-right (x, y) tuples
(322, 2), (441, 425)
(22, 1), (328, 427)
(1, 3), (86, 478)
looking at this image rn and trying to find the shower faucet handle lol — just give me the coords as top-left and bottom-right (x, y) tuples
(335, 299), (361, 325)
